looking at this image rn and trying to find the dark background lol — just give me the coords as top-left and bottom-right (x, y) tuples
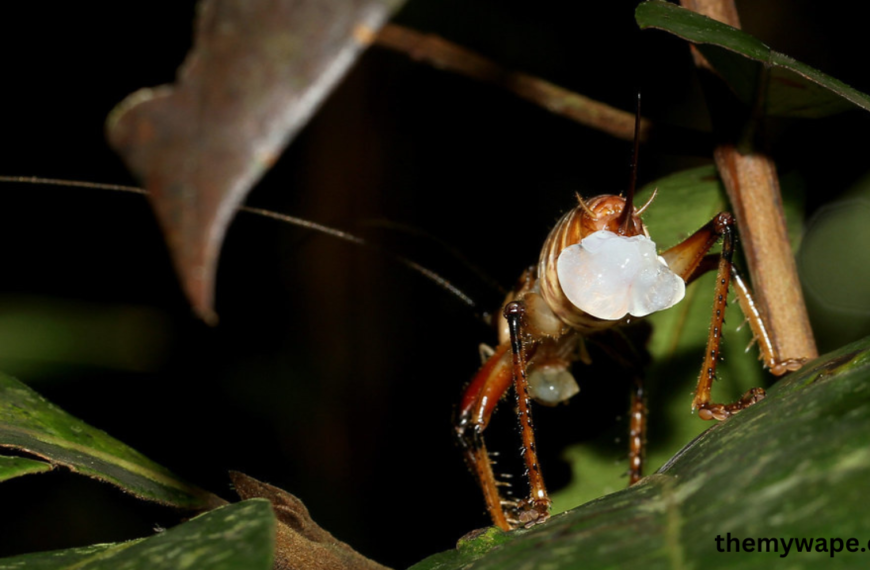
(0, 1), (868, 568)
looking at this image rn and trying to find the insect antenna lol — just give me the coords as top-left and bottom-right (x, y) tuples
(618, 92), (643, 235)
(356, 218), (507, 298)
(0, 176), (489, 323)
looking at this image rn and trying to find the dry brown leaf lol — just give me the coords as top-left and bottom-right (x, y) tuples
(107, 0), (403, 322)
(230, 471), (392, 570)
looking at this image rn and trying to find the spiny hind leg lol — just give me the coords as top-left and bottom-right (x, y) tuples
(660, 212), (767, 421)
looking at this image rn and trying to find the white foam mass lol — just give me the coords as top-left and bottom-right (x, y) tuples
(528, 366), (580, 406)
(556, 230), (686, 320)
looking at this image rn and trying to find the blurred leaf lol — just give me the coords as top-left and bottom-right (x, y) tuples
(636, 0), (870, 118)
(412, 336), (870, 570)
(107, 0), (404, 322)
(798, 174), (870, 352)
(0, 372), (224, 510)
(231, 472), (390, 570)
(0, 499), (275, 569)
(0, 296), (171, 378)
(780, 171), (807, 252)
(0, 455), (52, 483)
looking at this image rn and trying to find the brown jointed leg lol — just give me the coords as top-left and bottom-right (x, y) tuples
(628, 375), (646, 485)
(729, 267), (808, 376)
(681, 256), (806, 377)
(504, 301), (551, 527)
(660, 212), (767, 421)
(455, 342), (514, 530)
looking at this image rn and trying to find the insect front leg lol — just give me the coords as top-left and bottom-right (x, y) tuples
(456, 342), (515, 530)
(660, 212), (767, 421)
(503, 301), (551, 527)
(456, 300), (553, 529)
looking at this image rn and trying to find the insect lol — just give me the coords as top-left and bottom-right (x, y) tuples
(0, 149), (805, 543)
(1, 110), (803, 538)
(453, 103), (807, 531)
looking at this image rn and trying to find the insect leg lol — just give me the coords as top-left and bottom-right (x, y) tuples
(678, 257), (805, 377)
(663, 214), (806, 377)
(456, 342), (515, 530)
(504, 301), (551, 527)
(729, 266), (807, 375)
(589, 330), (649, 485)
(660, 212), (766, 421)
(628, 374), (646, 484)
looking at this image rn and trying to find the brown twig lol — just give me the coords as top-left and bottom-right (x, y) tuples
(374, 24), (711, 155)
(680, 0), (818, 370)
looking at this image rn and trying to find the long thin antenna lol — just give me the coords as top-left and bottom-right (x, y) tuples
(241, 206), (482, 315)
(358, 218), (507, 297)
(618, 92), (642, 235)
(0, 175), (486, 321)
(0, 176), (146, 195)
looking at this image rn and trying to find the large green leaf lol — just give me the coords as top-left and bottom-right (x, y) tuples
(636, 0), (870, 118)
(0, 371), (224, 510)
(0, 499), (275, 569)
(412, 335), (870, 570)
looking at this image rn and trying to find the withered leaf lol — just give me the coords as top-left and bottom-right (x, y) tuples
(230, 471), (392, 570)
(107, 0), (404, 322)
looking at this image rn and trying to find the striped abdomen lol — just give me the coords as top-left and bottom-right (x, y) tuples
(536, 195), (646, 335)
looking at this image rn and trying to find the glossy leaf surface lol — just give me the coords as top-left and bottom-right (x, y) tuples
(0, 371), (224, 510)
(0, 499), (275, 570)
(636, 0), (870, 118)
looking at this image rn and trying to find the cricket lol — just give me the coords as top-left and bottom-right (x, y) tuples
(0, 100), (806, 538)
(454, 101), (806, 530)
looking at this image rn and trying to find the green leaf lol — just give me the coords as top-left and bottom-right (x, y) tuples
(0, 499), (275, 569)
(412, 336), (870, 570)
(635, 0), (870, 118)
(0, 454), (52, 482)
(635, 164), (727, 250)
(0, 371), (224, 510)
(798, 173), (870, 352)
(0, 297), (171, 377)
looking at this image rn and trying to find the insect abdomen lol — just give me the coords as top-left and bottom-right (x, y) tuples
(537, 208), (615, 334)
(536, 195), (645, 335)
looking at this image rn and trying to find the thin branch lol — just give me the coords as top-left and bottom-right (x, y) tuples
(374, 24), (711, 155)
(679, 0), (818, 369)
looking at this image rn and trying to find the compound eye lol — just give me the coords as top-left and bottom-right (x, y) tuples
(528, 366), (580, 406)
(556, 230), (685, 320)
